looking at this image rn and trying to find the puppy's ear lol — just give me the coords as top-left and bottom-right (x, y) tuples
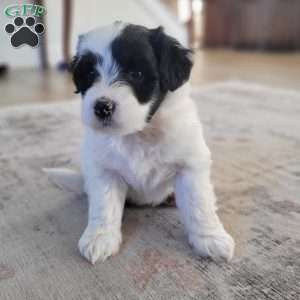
(69, 55), (81, 94)
(69, 34), (86, 94)
(149, 27), (193, 92)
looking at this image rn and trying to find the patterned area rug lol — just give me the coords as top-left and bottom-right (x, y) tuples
(0, 81), (299, 300)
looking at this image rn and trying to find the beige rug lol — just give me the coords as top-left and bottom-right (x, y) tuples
(0, 81), (299, 300)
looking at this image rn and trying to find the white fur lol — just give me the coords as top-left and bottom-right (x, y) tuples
(52, 24), (234, 264)
(79, 84), (234, 263)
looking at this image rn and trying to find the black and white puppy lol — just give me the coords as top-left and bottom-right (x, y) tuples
(70, 22), (234, 264)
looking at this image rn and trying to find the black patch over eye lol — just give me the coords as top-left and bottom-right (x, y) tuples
(70, 52), (100, 95)
(111, 25), (159, 104)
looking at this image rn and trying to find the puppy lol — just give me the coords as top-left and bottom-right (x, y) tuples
(69, 22), (234, 264)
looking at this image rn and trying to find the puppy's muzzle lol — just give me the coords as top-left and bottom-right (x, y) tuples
(94, 97), (116, 125)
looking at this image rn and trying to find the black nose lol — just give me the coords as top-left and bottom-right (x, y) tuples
(94, 98), (116, 120)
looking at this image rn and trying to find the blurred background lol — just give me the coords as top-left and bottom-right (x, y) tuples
(0, 0), (300, 106)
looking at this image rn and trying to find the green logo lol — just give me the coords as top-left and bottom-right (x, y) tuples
(4, 3), (46, 48)
(4, 4), (46, 18)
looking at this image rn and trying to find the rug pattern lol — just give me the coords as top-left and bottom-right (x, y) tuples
(0, 81), (299, 299)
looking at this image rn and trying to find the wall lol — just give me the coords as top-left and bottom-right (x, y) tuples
(202, 0), (300, 50)
(0, 0), (187, 68)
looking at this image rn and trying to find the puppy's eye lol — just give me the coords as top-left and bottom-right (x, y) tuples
(129, 71), (143, 81)
(87, 69), (99, 82)
(88, 70), (96, 77)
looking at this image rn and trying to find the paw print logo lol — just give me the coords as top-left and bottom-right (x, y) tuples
(5, 16), (44, 48)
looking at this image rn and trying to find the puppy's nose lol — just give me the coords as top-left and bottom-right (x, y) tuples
(94, 98), (116, 120)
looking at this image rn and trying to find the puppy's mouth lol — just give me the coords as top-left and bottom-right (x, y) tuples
(101, 117), (114, 127)
(90, 117), (119, 132)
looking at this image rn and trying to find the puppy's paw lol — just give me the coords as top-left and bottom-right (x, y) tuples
(189, 229), (234, 262)
(78, 226), (122, 264)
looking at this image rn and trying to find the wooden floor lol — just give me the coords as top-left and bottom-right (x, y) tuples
(0, 49), (300, 107)
(191, 49), (300, 90)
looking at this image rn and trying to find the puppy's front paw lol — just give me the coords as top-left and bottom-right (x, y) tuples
(189, 229), (234, 262)
(78, 226), (122, 264)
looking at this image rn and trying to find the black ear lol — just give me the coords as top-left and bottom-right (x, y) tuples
(149, 27), (193, 93)
(69, 52), (99, 95)
(69, 55), (81, 94)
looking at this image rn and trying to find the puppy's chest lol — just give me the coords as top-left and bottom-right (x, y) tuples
(108, 141), (177, 192)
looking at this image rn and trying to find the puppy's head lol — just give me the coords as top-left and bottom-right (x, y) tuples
(71, 22), (193, 135)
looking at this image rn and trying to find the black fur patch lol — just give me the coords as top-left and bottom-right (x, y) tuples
(70, 51), (101, 95)
(149, 26), (193, 93)
(111, 25), (193, 120)
(111, 25), (160, 104)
